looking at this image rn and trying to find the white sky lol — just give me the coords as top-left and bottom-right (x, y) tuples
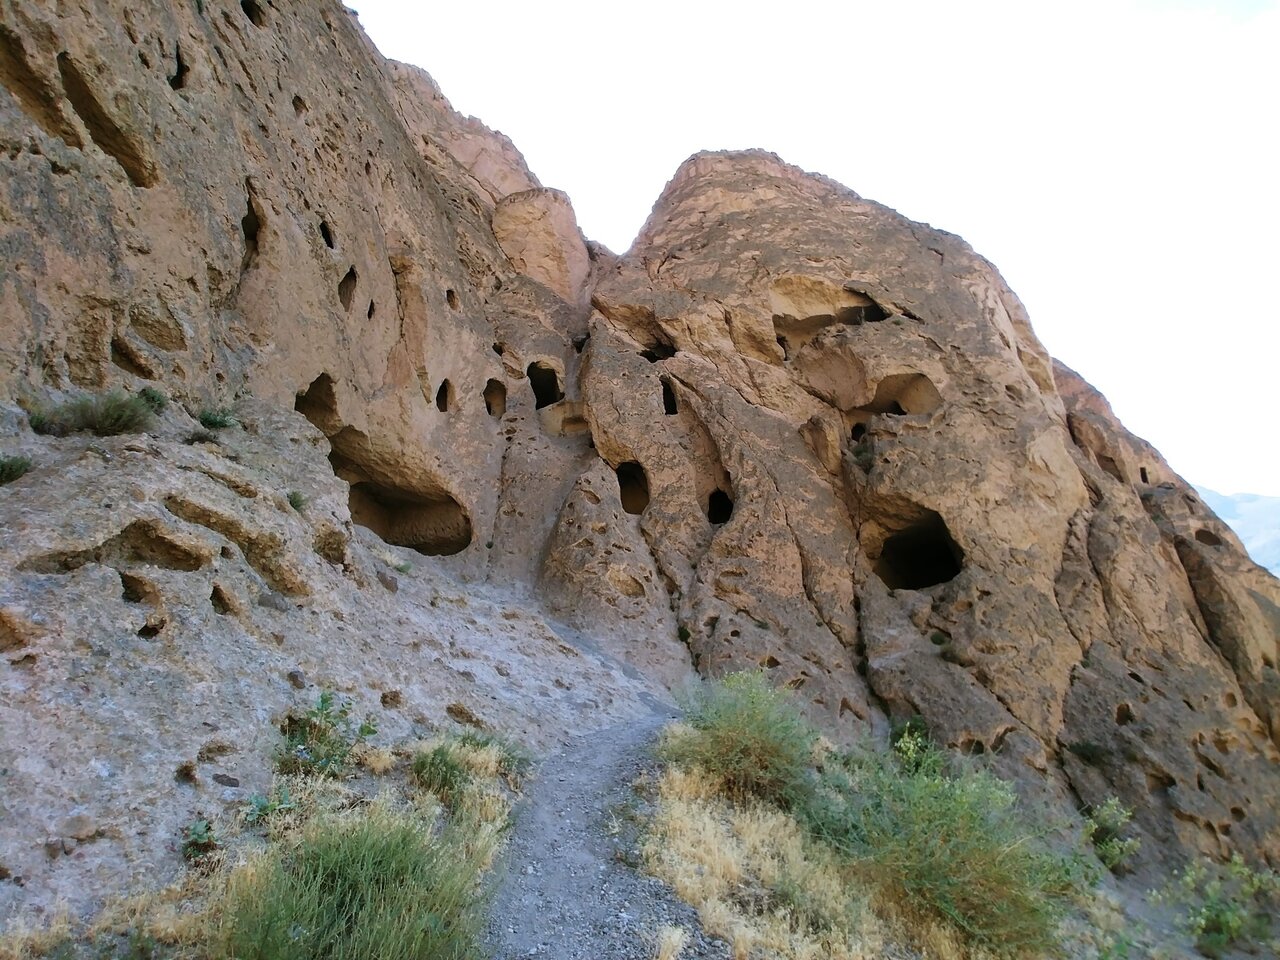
(354, 0), (1279, 496)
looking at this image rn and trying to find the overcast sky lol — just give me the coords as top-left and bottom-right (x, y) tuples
(354, 0), (1279, 496)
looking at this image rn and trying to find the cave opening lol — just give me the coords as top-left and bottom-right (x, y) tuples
(640, 337), (677, 363)
(872, 510), (963, 590)
(484, 379), (506, 418)
(241, 0), (266, 27)
(435, 379), (452, 413)
(616, 461), (650, 515)
(708, 489), (734, 525)
(347, 481), (472, 557)
(294, 373), (340, 435)
(338, 267), (358, 311)
(661, 379), (678, 415)
(319, 220), (335, 249)
(527, 362), (563, 409)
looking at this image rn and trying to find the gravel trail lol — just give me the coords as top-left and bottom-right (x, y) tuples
(484, 710), (730, 960)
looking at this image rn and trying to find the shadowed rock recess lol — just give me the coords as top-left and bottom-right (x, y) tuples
(0, 0), (1277, 927)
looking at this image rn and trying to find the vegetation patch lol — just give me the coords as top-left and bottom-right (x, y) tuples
(137, 387), (168, 413)
(276, 690), (377, 778)
(1157, 854), (1280, 957)
(215, 804), (490, 960)
(3, 701), (524, 960)
(658, 671), (816, 808)
(197, 408), (237, 430)
(648, 673), (1102, 958)
(27, 391), (155, 437)
(0, 455), (32, 486)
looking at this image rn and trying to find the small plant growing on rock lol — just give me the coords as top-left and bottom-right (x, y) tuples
(183, 428), (219, 445)
(286, 490), (307, 512)
(181, 818), (218, 861)
(851, 440), (874, 471)
(1085, 796), (1141, 872)
(0, 454), (32, 485)
(393, 561), (412, 574)
(198, 407), (237, 429)
(136, 386), (167, 412)
(277, 690), (377, 778)
(411, 745), (472, 811)
(1159, 854), (1280, 957)
(241, 785), (297, 826)
(28, 391), (155, 437)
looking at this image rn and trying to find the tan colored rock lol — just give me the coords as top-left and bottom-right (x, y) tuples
(0, 0), (1277, 930)
(492, 188), (592, 304)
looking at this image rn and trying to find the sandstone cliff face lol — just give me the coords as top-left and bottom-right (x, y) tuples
(0, 0), (1276, 923)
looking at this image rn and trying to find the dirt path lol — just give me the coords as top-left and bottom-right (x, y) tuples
(484, 710), (730, 960)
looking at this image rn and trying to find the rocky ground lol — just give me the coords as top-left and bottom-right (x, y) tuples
(484, 714), (732, 960)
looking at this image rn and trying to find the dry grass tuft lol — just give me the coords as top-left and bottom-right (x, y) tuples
(643, 766), (888, 960)
(354, 743), (397, 775)
(653, 924), (689, 960)
(0, 907), (72, 960)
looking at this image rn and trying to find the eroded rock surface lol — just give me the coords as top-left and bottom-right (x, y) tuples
(1, 0), (1276, 925)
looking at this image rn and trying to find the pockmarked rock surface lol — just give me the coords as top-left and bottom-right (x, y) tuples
(1, 0), (1277, 929)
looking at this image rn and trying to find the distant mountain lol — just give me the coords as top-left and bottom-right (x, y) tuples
(1196, 487), (1280, 576)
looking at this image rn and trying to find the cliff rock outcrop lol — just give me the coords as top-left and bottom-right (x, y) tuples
(1, 0), (1276, 924)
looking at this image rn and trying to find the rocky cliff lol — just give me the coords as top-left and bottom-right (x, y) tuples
(1, 0), (1277, 926)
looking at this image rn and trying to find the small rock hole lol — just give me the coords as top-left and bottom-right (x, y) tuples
(707, 489), (734, 525)
(168, 44), (188, 90)
(435, 380), (452, 413)
(445, 289), (459, 310)
(661, 379), (678, 415)
(527, 362), (563, 409)
(319, 220), (334, 249)
(292, 95), (308, 115)
(1194, 529), (1222, 547)
(240, 0), (265, 26)
(338, 267), (358, 311)
(484, 379), (506, 418)
(1115, 703), (1134, 725)
(1139, 466), (1150, 484)
(615, 461), (650, 515)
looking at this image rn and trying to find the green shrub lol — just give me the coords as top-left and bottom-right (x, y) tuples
(411, 745), (472, 810)
(659, 671), (817, 808)
(198, 407), (237, 429)
(137, 386), (167, 412)
(800, 730), (1086, 955)
(276, 691), (377, 778)
(241, 785), (297, 826)
(215, 809), (488, 960)
(29, 391), (155, 437)
(1162, 854), (1280, 957)
(1085, 796), (1141, 872)
(286, 490), (307, 512)
(0, 454), (32, 485)
(181, 818), (219, 861)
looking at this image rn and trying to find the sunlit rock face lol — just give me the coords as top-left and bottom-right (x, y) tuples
(0, 0), (1276, 921)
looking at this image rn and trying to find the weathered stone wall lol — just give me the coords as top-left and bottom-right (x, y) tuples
(1, 0), (1276, 924)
